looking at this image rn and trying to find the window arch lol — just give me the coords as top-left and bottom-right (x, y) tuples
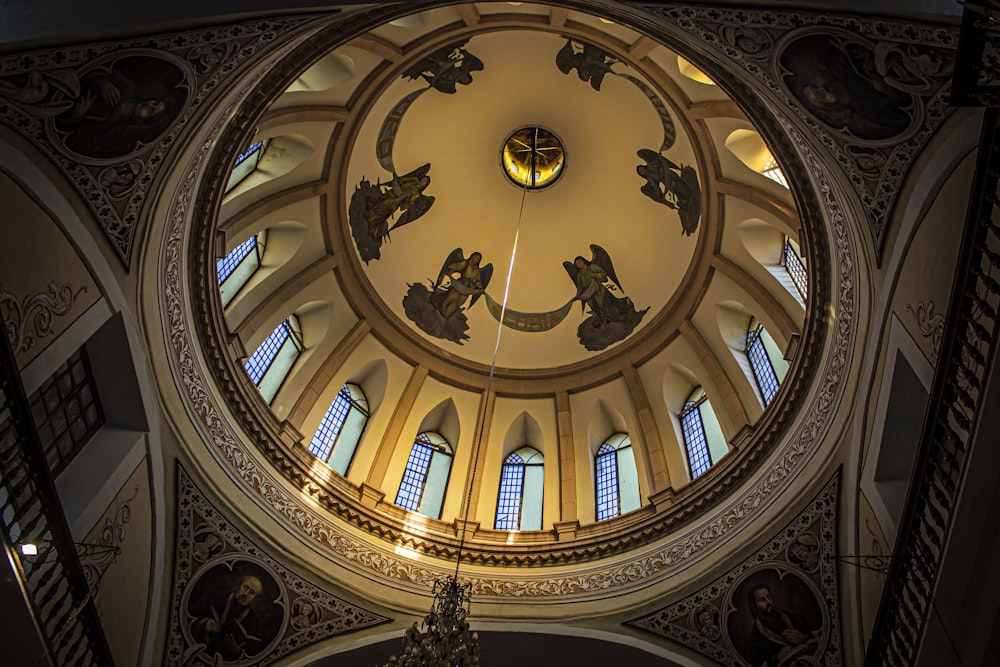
(595, 433), (640, 521)
(217, 230), (266, 307)
(724, 129), (788, 188)
(746, 319), (781, 406)
(309, 383), (369, 475)
(680, 387), (728, 480)
(245, 315), (303, 404)
(782, 235), (808, 303)
(226, 139), (269, 193)
(495, 446), (544, 531)
(394, 431), (452, 519)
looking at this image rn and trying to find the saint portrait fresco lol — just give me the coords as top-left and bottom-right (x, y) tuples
(182, 558), (286, 665)
(46, 52), (191, 162)
(726, 567), (826, 667)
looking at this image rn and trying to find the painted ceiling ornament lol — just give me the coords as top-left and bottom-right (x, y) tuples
(403, 247), (493, 344)
(402, 39), (485, 95)
(376, 40), (485, 174)
(636, 148), (702, 235)
(564, 244), (648, 352)
(348, 163), (435, 263)
(555, 37), (677, 151)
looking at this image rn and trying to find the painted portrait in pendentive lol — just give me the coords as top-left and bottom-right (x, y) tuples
(725, 567), (827, 667)
(182, 557), (286, 665)
(47, 51), (191, 162)
(778, 33), (914, 143)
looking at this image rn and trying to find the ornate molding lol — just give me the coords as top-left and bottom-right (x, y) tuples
(0, 281), (86, 355)
(627, 474), (842, 667)
(79, 485), (137, 599)
(156, 3), (857, 598)
(629, 3), (957, 259)
(907, 300), (945, 362)
(164, 466), (389, 667)
(0, 15), (321, 267)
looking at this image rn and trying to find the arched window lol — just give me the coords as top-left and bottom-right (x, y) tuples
(394, 432), (452, 519)
(309, 383), (369, 475)
(245, 315), (303, 404)
(746, 320), (781, 406)
(595, 433), (640, 521)
(782, 236), (808, 303)
(217, 230), (266, 307)
(226, 139), (269, 193)
(680, 387), (728, 480)
(494, 446), (544, 531)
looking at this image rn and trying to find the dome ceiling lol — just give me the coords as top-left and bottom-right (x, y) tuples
(342, 21), (704, 370)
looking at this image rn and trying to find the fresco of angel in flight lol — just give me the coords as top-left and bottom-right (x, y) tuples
(564, 244), (648, 351)
(349, 163), (434, 263)
(403, 248), (494, 345)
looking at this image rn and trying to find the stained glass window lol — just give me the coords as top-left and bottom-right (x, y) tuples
(217, 230), (266, 307)
(782, 236), (808, 302)
(245, 315), (303, 404)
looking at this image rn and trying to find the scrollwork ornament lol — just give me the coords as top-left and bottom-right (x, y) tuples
(907, 300), (945, 361)
(0, 281), (86, 355)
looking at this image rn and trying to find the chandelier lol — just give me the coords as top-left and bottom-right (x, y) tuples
(382, 577), (480, 667)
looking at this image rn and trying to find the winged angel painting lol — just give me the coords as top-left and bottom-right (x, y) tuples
(348, 163), (434, 263)
(403, 248), (494, 344)
(565, 245), (648, 351)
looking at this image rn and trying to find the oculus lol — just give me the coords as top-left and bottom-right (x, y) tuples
(500, 126), (565, 189)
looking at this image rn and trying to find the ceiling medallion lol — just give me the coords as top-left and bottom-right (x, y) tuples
(500, 126), (565, 189)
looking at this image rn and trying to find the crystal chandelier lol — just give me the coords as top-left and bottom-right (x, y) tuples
(382, 577), (479, 667)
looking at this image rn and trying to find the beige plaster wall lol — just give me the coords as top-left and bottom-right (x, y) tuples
(0, 170), (100, 368)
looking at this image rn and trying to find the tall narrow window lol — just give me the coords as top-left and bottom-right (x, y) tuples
(746, 321), (780, 406)
(217, 230), (266, 306)
(245, 315), (303, 404)
(680, 387), (728, 480)
(595, 433), (641, 521)
(394, 432), (452, 519)
(226, 139), (268, 193)
(495, 447), (544, 531)
(309, 383), (369, 475)
(782, 236), (808, 303)
(28, 347), (104, 476)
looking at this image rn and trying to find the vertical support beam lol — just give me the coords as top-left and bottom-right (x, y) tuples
(679, 321), (750, 436)
(622, 365), (672, 492)
(459, 389), (496, 523)
(555, 391), (577, 523)
(365, 364), (428, 489)
(286, 319), (371, 429)
(549, 6), (568, 28)
(455, 3), (480, 27)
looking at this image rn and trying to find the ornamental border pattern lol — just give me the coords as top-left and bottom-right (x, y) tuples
(0, 15), (318, 267)
(157, 6), (858, 599)
(629, 3), (957, 259)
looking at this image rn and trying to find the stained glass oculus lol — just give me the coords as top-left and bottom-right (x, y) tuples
(501, 126), (565, 189)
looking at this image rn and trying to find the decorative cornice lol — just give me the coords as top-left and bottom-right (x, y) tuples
(156, 2), (856, 597)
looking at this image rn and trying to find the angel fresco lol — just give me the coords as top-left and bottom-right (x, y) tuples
(564, 245), (648, 351)
(555, 38), (620, 91)
(402, 40), (484, 94)
(349, 163), (434, 263)
(403, 248), (494, 344)
(636, 148), (702, 236)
